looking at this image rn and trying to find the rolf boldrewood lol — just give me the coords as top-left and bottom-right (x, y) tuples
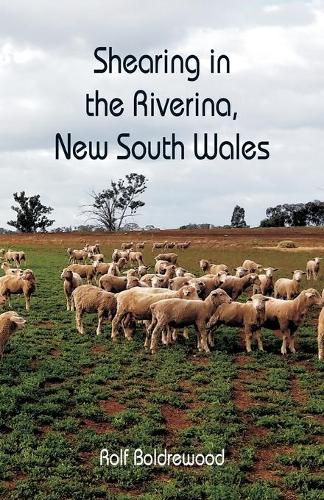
(100, 448), (225, 467)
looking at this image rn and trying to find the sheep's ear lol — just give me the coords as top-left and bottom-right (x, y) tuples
(10, 315), (26, 328)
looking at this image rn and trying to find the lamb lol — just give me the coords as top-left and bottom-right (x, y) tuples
(0, 270), (36, 311)
(129, 251), (145, 267)
(138, 265), (149, 277)
(60, 269), (82, 311)
(155, 253), (178, 265)
(199, 260), (229, 275)
(253, 267), (278, 296)
(99, 274), (127, 293)
(154, 260), (173, 274)
(262, 289), (322, 354)
(88, 253), (105, 263)
(207, 294), (271, 352)
(175, 241), (191, 249)
(84, 243), (100, 254)
(112, 249), (130, 262)
(152, 241), (168, 251)
(220, 273), (260, 300)
(135, 242), (145, 249)
(274, 270), (306, 300)
(234, 266), (248, 278)
(0, 249), (20, 267)
(141, 265), (176, 287)
(318, 306), (324, 360)
(66, 264), (96, 284)
(72, 285), (117, 336)
(1, 262), (23, 277)
(121, 242), (133, 250)
(306, 257), (322, 280)
(67, 248), (87, 264)
(242, 260), (263, 273)
(0, 311), (26, 359)
(111, 285), (199, 341)
(148, 289), (232, 354)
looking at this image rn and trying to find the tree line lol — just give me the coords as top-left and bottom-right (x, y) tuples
(2, 174), (324, 232)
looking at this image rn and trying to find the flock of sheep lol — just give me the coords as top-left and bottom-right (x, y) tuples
(0, 242), (323, 362)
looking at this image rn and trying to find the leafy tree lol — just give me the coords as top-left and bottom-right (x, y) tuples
(231, 205), (247, 228)
(7, 191), (55, 232)
(260, 200), (324, 227)
(84, 173), (147, 231)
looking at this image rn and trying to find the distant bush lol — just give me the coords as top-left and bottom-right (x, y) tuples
(277, 240), (298, 248)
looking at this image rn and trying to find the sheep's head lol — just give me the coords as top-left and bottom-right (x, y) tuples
(190, 279), (205, 297)
(313, 257), (322, 264)
(248, 294), (271, 311)
(292, 270), (306, 282)
(1, 311), (26, 331)
(175, 267), (186, 277)
(179, 285), (199, 299)
(263, 267), (278, 277)
(302, 288), (323, 306)
(217, 272), (228, 284)
(209, 288), (232, 306)
(151, 276), (164, 288)
(249, 274), (261, 286)
(234, 266), (247, 278)
(61, 269), (73, 280)
(200, 259), (209, 272)
(0, 295), (6, 306)
(22, 270), (35, 281)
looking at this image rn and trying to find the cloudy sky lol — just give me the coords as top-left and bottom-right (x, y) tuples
(1, 0), (323, 229)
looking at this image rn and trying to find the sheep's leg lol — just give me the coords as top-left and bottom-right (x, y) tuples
(111, 312), (125, 339)
(318, 329), (324, 361)
(96, 312), (105, 335)
(197, 322), (210, 353)
(25, 294), (31, 312)
(123, 316), (136, 340)
(244, 327), (253, 353)
(280, 330), (290, 355)
(255, 329), (264, 351)
(288, 334), (296, 353)
(76, 309), (85, 335)
(66, 294), (70, 312)
(150, 322), (165, 353)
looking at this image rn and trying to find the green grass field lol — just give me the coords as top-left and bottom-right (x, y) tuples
(0, 242), (323, 499)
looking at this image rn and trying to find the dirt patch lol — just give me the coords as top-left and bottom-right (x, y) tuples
(83, 418), (114, 433)
(49, 348), (62, 357)
(91, 345), (106, 353)
(38, 320), (55, 329)
(100, 399), (126, 415)
(233, 354), (252, 367)
(189, 355), (209, 365)
(81, 366), (93, 374)
(161, 404), (191, 431)
(30, 357), (39, 370)
(248, 445), (295, 484)
(290, 377), (308, 406)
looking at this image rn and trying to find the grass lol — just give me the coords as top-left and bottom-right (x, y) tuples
(0, 239), (323, 499)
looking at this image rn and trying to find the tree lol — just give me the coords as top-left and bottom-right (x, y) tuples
(260, 200), (324, 227)
(83, 173), (147, 231)
(231, 205), (247, 228)
(7, 192), (55, 232)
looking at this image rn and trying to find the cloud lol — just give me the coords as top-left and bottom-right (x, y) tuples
(0, 0), (323, 229)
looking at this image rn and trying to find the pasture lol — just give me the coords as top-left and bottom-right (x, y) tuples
(0, 229), (323, 499)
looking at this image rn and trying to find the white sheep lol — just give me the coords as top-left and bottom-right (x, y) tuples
(0, 270), (36, 311)
(274, 270), (306, 300)
(242, 259), (263, 273)
(61, 269), (82, 311)
(148, 289), (232, 353)
(207, 294), (271, 352)
(1, 262), (23, 277)
(200, 259), (229, 275)
(253, 267), (278, 296)
(72, 285), (117, 335)
(306, 257), (322, 280)
(263, 289), (323, 354)
(0, 311), (26, 359)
